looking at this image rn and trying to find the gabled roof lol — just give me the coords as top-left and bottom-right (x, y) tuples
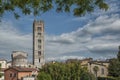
(4, 67), (38, 72)
(89, 60), (109, 64)
(88, 60), (109, 67)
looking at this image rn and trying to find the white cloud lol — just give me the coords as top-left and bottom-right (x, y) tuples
(0, 13), (120, 62)
(0, 0), (120, 62)
(45, 14), (120, 61)
(0, 21), (32, 60)
(85, 14), (120, 34)
(46, 56), (85, 61)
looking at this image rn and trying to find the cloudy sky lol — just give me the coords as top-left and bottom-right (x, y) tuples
(0, 0), (120, 62)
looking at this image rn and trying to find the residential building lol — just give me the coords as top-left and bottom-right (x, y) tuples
(0, 59), (7, 80)
(0, 59), (7, 68)
(4, 67), (38, 80)
(0, 68), (6, 80)
(80, 58), (93, 66)
(66, 58), (93, 66)
(33, 20), (45, 68)
(66, 58), (109, 77)
(88, 60), (109, 77)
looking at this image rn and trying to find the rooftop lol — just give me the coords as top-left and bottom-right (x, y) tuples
(4, 67), (38, 72)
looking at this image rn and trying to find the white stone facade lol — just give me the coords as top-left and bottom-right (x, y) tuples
(33, 20), (45, 68)
(11, 51), (28, 67)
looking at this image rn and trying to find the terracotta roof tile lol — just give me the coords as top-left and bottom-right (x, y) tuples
(5, 67), (38, 72)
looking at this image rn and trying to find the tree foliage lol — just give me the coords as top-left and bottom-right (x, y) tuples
(37, 61), (95, 80)
(0, 0), (108, 19)
(93, 66), (99, 76)
(117, 46), (120, 61)
(93, 66), (99, 80)
(80, 72), (96, 80)
(37, 72), (52, 80)
(108, 58), (120, 77)
(108, 46), (120, 77)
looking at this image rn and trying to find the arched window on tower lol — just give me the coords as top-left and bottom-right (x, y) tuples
(38, 33), (41, 36)
(38, 39), (41, 43)
(37, 27), (42, 31)
(38, 51), (41, 56)
(39, 58), (41, 63)
(38, 45), (41, 49)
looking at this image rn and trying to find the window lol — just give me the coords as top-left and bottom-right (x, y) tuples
(14, 73), (16, 77)
(38, 32), (41, 35)
(38, 51), (41, 56)
(10, 73), (12, 77)
(38, 39), (41, 43)
(39, 58), (40, 62)
(37, 27), (41, 31)
(38, 45), (41, 49)
(101, 68), (104, 75)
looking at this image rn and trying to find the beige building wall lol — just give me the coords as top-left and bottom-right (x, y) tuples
(80, 58), (93, 66)
(88, 61), (109, 77)
(18, 72), (32, 80)
(33, 20), (45, 68)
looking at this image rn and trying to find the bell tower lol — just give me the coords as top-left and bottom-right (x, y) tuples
(33, 20), (45, 68)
